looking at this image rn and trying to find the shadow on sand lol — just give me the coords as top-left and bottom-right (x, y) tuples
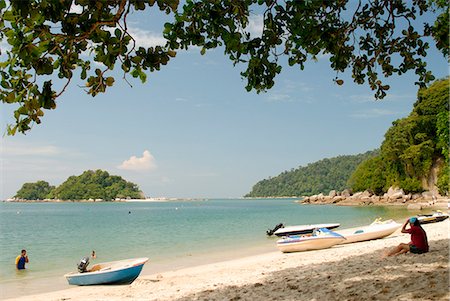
(175, 238), (449, 301)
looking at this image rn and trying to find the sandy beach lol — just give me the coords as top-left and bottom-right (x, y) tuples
(5, 218), (449, 301)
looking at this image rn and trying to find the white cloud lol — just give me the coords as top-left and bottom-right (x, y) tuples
(349, 94), (376, 103)
(268, 93), (291, 102)
(247, 14), (264, 38)
(287, 81), (313, 93)
(350, 108), (398, 119)
(349, 92), (414, 104)
(127, 27), (167, 48)
(266, 80), (314, 102)
(161, 176), (171, 183)
(69, 3), (83, 14)
(117, 150), (157, 171)
(0, 141), (63, 156)
(0, 39), (11, 54)
(0, 0), (11, 54)
(77, 26), (167, 67)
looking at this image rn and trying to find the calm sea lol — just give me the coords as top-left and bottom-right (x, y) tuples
(0, 198), (414, 298)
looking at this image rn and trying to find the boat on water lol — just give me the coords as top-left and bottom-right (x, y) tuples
(417, 211), (449, 224)
(276, 228), (345, 253)
(272, 223), (340, 237)
(335, 219), (401, 244)
(65, 257), (149, 285)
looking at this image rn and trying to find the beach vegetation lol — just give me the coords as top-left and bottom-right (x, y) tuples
(0, 0), (448, 134)
(346, 156), (386, 195)
(349, 78), (449, 195)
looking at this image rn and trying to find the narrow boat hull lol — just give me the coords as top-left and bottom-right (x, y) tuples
(418, 212), (449, 224)
(273, 223), (340, 237)
(65, 258), (148, 286)
(336, 221), (401, 244)
(277, 236), (345, 253)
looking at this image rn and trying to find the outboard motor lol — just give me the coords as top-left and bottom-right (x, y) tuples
(77, 256), (90, 273)
(266, 223), (284, 236)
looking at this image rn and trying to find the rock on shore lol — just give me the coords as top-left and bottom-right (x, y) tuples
(300, 187), (449, 210)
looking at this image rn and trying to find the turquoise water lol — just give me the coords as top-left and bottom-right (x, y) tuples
(0, 199), (413, 298)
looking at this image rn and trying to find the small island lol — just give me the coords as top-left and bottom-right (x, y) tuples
(11, 169), (144, 202)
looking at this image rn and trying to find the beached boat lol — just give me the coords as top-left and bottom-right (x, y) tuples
(276, 228), (345, 253)
(65, 257), (149, 285)
(417, 211), (449, 224)
(336, 219), (401, 244)
(272, 223), (340, 237)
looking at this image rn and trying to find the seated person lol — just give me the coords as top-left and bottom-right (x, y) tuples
(384, 217), (428, 257)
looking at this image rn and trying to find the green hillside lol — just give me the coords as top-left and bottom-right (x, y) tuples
(245, 150), (378, 197)
(348, 78), (449, 195)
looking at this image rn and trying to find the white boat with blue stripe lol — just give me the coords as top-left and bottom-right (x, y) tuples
(276, 228), (345, 253)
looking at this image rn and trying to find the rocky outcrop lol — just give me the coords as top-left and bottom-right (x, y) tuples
(300, 187), (448, 210)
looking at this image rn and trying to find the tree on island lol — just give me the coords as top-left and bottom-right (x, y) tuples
(14, 170), (144, 201)
(0, 0), (448, 134)
(15, 180), (55, 200)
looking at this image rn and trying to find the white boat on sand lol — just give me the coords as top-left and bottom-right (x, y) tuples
(417, 211), (449, 224)
(276, 228), (345, 253)
(272, 223), (340, 237)
(65, 257), (149, 286)
(336, 219), (401, 245)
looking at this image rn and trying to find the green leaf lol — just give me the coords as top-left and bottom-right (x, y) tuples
(5, 92), (15, 103)
(138, 70), (147, 83)
(114, 28), (122, 38)
(131, 56), (142, 64)
(131, 69), (140, 78)
(2, 10), (15, 22)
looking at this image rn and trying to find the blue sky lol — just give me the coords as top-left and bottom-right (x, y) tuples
(0, 3), (448, 199)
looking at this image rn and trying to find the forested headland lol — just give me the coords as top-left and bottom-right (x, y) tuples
(13, 170), (144, 201)
(246, 78), (449, 198)
(245, 151), (378, 197)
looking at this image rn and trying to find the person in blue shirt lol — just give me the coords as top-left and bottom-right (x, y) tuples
(15, 249), (29, 270)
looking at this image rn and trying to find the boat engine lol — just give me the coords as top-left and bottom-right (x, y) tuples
(266, 223), (284, 236)
(78, 256), (90, 273)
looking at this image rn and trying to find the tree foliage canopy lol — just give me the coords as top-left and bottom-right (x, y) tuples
(1, 0), (448, 134)
(15, 180), (55, 200)
(14, 169), (143, 201)
(348, 78), (449, 194)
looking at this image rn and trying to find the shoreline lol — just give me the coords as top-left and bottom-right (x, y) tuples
(5, 218), (449, 301)
(2, 197), (283, 203)
(4, 195), (449, 210)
